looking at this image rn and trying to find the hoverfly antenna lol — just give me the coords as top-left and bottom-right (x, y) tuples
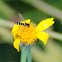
(18, 13), (25, 21)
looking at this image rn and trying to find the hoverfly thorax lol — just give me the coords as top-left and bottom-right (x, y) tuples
(25, 23), (30, 27)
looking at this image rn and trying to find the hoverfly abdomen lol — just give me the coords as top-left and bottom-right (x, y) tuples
(16, 22), (21, 25)
(19, 22), (20, 25)
(16, 22), (30, 27)
(21, 23), (25, 26)
(16, 22), (18, 24)
(21, 23), (22, 25)
(25, 23), (26, 26)
(23, 23), (24, 26)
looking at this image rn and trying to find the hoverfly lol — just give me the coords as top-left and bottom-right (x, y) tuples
(16, 13), (30, 27)
(16, 21), (30, 27)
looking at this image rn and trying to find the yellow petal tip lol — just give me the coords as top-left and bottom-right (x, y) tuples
(51, 17), (54, 20)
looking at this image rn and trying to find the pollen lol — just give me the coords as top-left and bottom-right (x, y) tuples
(19, 24), (37, 44)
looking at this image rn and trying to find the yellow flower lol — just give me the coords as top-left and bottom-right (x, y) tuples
(12, 18), (54, 51)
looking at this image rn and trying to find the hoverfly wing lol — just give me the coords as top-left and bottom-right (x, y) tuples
(8, 14), (19, 23)
(15, 13), (25, 25)
(8, 13), (25, 25)
(18, 13), (25, 21)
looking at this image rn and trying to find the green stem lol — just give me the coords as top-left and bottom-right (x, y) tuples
(27, 45), (32, 62)
(20, 46), (27, 62)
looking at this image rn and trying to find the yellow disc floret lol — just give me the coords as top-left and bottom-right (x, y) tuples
(12, 22), (37, 45)
(20, 25), (37, 44)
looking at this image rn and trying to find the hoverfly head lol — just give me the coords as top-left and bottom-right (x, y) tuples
(25, 19), (31, 27)
(25, 23), (30, 27)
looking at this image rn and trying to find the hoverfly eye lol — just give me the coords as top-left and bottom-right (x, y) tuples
(21, 23), (22, 25)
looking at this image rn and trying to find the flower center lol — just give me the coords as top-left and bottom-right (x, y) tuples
(18, 24), (37, 44)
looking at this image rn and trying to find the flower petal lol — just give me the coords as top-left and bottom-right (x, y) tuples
(13, 34), (20, 40)
(12, 24), (19, 35)
(13, 38), (21, 52)
(36, 18), (54, 32)
(36, 32), (49, 45)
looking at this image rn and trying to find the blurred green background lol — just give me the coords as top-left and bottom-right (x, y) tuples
(0, 0), (62, 62)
